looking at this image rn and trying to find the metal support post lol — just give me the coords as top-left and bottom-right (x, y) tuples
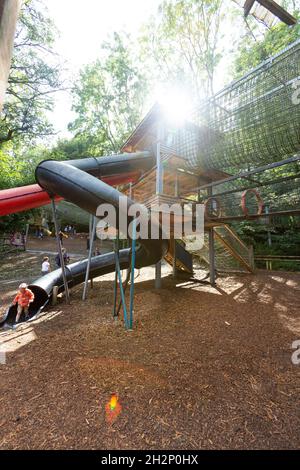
(51, 198), (70, 303)
(155, 120), (164, 288)
(126, 182), (133, 280)
(82, 215), (97, 300)
(156, 120), (164, 195)
(155, 261), (162, 289)
(113, 231), (119, 318)
(172, 237), (177, 279)
(208, 188), (216, 287)
(114, 231), (129, 329)
(129, 219), (136, 329)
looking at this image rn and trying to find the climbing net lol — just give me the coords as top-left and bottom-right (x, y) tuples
(170, 39), (300, 171)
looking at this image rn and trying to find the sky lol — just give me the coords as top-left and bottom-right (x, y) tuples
(47, 0), (161, 137)
(45, 0), (257, 140)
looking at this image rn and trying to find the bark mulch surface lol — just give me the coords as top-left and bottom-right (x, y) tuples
(0, 259), (299, 449)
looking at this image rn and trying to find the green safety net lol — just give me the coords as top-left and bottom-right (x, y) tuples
(169, 39), (300, 171)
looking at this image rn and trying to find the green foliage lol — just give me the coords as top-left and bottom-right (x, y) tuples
(0, 145), (26, 190)
(68, 32), (147, 156)
(0, 209), (40, 233)
(140, 0), (225, 96)
(0, 0), (62, 146)
(48, 137), (93, 160)
(234, 10), (300, 76)
(234, 219), (300, 271)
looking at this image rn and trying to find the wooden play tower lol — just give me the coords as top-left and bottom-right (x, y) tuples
(120, 104), (255, 287)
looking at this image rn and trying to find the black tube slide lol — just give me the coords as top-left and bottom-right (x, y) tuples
(1, 152), (167, 326)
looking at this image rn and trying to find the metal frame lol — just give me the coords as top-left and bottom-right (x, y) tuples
(197, 155), (300, 192)
(50, 198), (70, 304)
(82, 215), (97, 301)
(113, 219), (137, 330)
(155, 119), (164, 288)
(207, 187), (216, 286)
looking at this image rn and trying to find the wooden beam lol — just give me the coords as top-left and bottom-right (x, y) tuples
(251, 0), (297, 25)
(208, 208), (300, 223)
(197, 154), (300, 192)
(0, 0), (21, 111)
(244, 0), (256, 17)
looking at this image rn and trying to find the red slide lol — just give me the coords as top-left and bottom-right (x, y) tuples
(0, 171), (141, 217)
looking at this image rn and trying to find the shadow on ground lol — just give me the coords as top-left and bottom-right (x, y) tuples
(0, 267), (299, 449)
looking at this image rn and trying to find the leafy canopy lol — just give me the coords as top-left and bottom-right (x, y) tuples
(68, 32), (147, 156)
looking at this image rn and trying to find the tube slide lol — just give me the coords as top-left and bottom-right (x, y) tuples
(0, 151), (153, 216)
(1, 151), (168, 326)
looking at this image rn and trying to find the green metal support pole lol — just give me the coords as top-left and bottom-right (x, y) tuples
(82, 215), (96, 300)
(51, 198), (70, 304)
(113, 229), (129, 329)
(129, 219), (136, 330)
(115, 246), (129, 329)
(113, 232), (119, 318)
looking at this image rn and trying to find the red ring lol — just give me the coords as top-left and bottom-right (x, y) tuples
(241, 189), (264, 216)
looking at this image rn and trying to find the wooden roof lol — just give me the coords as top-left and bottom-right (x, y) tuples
(121, 103), (162, 153)
(120, 103), (231, 196)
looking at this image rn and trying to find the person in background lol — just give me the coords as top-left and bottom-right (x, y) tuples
(13, 283), (35, 323)
(41, 256), (51, 275)
(55, 248), (69, 268)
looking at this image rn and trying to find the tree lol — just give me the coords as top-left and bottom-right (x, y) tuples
(140, 0), (225, 98)
(69, 32), (147, 156)
(0, 0), (63, 146)
(234, 5), (300, 76)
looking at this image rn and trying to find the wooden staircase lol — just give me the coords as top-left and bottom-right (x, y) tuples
(187, 224), (254, 274)
(213, 225), (254, 273)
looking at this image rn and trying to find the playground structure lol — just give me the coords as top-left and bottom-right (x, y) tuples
(0, 39), (300, 327)
(235, 0), (297, 26)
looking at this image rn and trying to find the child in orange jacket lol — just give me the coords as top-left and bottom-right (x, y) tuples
(13, 283), (35, 323)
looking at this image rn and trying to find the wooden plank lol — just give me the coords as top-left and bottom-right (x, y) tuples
(244, 0), (256, 16)
(256, 0), (297, 25)
(0, 0), (21, 111)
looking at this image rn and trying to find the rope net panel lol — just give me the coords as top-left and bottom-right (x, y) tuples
(169, 39), (300, 172)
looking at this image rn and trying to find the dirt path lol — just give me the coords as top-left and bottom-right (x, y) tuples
(26, 234), (112, 256)
(0, 251), (299, 449)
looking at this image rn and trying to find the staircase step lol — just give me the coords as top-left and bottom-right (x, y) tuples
(185, 224), (254, 274)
